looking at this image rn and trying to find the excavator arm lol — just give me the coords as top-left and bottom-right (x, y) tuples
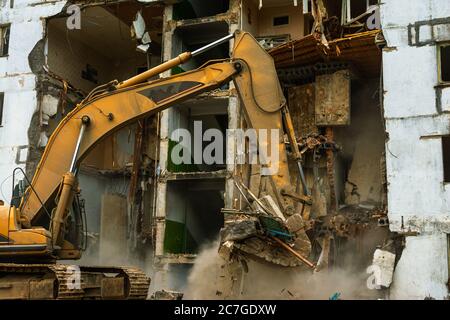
(21, 61), (239, 224)
(1, 31), (310, 262)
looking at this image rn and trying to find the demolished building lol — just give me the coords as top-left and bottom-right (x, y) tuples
(0, 0), (449, 300)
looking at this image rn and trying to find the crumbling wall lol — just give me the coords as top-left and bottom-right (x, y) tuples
(256, 4), (305, 40)
(381, 0), (450, 299)
(334, 79), (385, 207)
(46, 19), (116, 93)
(0, 0), (67, 203)
(241, 0), (306, 48)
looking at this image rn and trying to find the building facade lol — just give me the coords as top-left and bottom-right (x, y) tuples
(0, 0), (449, 299)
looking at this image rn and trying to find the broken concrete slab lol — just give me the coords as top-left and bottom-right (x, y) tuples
(285, 213), (305, 233)
(371, 249), (396, 288)
(220, 220), (259, 243)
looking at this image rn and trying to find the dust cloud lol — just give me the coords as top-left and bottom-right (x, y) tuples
(75, 234), (384, 300)
(184, 239), (380, 300)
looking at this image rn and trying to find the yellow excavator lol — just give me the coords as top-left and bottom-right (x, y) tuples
(0, 31), (315, 299)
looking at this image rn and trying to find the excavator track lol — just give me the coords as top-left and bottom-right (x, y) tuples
(0, 263), (150, 300)
(120, 267), (151, 299)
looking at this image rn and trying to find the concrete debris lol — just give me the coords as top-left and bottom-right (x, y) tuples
(257, 35), (291, 50)
(292, 231), (312, 257)
(38, 131), (48, 148)
(40, 95), (59, 125)
(315, 236), (331, 272)
(136, 44), (150, 53)
(142, 31), (152, 45)
(323, 205), (379, 238)
(132, 11), (146, 39)
(258, 195), (285, 222)
(220, 220), (259, 243)
(371, 249), (396, 288)
(232, 237), (305, 267)
(151, 290), (184, 300)
(218, 240), (235, 261)
(285, 214), (305, 233)
(270, 236), (315, 269)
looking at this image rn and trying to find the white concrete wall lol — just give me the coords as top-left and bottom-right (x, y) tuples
(390, 234), (448, 299)
(0, 0), (66, 203)
(381, 0), (450, 299)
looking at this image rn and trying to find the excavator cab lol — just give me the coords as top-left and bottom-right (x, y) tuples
(0, 205), (52, 260)
(0, 165), (86, 262)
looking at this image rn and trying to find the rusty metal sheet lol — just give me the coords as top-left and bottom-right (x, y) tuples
(315, 70), (351, 126)
(288, 84), (318, 136)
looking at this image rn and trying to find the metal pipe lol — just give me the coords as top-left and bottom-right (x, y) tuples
(70, 116), (90, 174)
(297, 161), (310, 196)
(191, 33), (235, 57)
(116, 33), (235, 90)
(281, 106), (310, 196)
(270, 236), (316, 269)
(116, 52), (192, 89)
(238, 180), (272, 215)
(233, 180), (253, 209)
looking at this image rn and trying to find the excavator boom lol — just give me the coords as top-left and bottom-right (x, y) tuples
(21, 61), (237, 224)
(21, 31), (296, 233)
(0, 31), (311, 299)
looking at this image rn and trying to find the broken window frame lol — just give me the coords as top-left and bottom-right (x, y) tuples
(303, 0), (311, 13)
(273, 15), (290, 27)
(438, 42), (450, 84)
(0, 24), (10, 57)
(0, 92), (4, 126)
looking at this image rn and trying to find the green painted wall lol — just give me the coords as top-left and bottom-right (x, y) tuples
(164, 219), (198, 254)
(167, 139), (199, 173)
